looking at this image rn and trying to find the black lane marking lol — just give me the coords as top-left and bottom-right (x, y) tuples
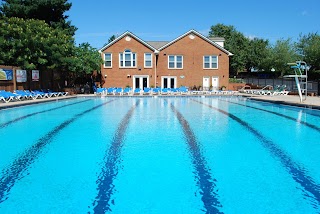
(0, 100), (115, 203)
(93, 100), (140, 213)
(219, 98), (320, 133)
(170, 102), (223, 214)
(0, 99), (91, 129)
(193, 99), (320, 207)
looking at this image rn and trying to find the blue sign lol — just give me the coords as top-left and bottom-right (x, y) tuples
(0, 68), (13, 80)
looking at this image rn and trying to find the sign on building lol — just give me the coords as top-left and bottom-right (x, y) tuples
(32, 70), (39, 81)
(0, 68), (13, 80)
(16, 70), (27, 82)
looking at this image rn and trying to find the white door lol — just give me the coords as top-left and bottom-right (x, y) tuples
(133, 75), (149, 89)
(203, 77), (210, 90)
(161, 76), (176, 88)
(212, 76), (219, 90)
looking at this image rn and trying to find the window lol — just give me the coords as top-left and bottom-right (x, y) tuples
(168, 55), (183, 69)
(104, 53), (112, 67)
(144, 53), (152, 67)
(204, 55), (218, 69)
(119, 49), (136, 68)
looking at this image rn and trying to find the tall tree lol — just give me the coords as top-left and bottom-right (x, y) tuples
(296, 33), (320, 71)
(108, 35), (116, 43)
(0, 0), (76, 35)
(245, 38), (269, 72)
(68, 43), (103, 74)
(209, 23), (249, 75)
(262, 38), (298, 77)
(0, 17), (74, 70)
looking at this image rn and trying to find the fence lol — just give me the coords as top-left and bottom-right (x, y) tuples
(244, 77), (319, 95)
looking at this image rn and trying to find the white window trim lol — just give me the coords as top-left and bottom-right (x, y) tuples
(144, 53), (153, 68)
(168, 55), (183, 69)
(203, 55), (218, 69)
(104, 53), (112, 68)
(119, 50), (137, 68)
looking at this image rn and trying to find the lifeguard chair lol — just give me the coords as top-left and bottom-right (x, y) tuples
(283, 61), (308, 102)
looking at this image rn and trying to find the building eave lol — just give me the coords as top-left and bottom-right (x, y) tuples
(99, 31), (158, 53)
(158, 29), (233, 56)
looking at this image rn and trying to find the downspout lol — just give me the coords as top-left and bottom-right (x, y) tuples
(154, 50), (159, 87)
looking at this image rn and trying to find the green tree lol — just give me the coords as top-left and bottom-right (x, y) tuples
(0, 17), (74, 70)
(0, 0), (76, 35)
(102, 35), (117, 48)
(262, 38), (298, 77)
(209, 23), (249, 75)
(246, 38), (269, 71)
(68, 43), (103, 74)
(108, 35), (116, 43)
(296, 33), (320, 71)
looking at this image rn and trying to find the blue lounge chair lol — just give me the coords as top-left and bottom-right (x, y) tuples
(106, 87), (115, 95)
(161, 88), (169, 95)
(133, 88), (141, 95)
(123, 87), (132, 95)
(178, 87), (189, 95)
(114, 88), (123, 95)
(32, 90), (50, 98)
(41, 89), (59, 97)
(95, 88), (106, 95)
(15, 90), (41, 99)
(143, 87), (151, 95)
(0, 90), (17, 103)
(151, 88), (160, 95)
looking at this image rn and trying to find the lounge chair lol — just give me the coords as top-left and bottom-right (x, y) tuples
(0, 90), (17, 103)
(151, 88), (160, 95)
(41, 89), (60, 97)
(25, 90), (46, 99)
(114, 87), (123, 95)
(32, 90), (50, 98)
(170, 88), (179, 95)
(143, 87), (151, 95)
(259, 85), (289, 96)
(106, 87), (115, 95)
(133, 88), (141, 95)
(161, 88), (169, 95)
(178, 87), (189, 95)
(15, 90), (40, 100)
(123, 87), (132, 95)
(95, 88), (106, 95)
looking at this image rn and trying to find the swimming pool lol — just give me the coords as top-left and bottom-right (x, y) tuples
(0, 96), (320, 213)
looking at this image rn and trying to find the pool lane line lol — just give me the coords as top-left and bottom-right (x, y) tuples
(169, 102), (223, 214)
(0, 99), (91, 129)
(218, 98), (320, 134)
(92, 100), (140, 213)
(0, 99), (116, 203)
(192, 99), (320, 207)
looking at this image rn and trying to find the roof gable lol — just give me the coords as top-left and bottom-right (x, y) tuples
(99, 31), (158, 53)
(99, 30), (233, 56)
(158, 30), (233, 56)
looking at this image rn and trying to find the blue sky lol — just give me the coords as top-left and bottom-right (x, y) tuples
(68, 0), (319, 49)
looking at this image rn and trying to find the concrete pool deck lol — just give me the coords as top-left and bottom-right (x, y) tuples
(240, 94), (320, 110)
(1, 93), (320, 110)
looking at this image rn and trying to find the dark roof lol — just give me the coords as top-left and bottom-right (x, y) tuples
(145, 41), (169, 49)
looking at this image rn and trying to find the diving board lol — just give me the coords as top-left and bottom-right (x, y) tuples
(283, 61), (308, 102)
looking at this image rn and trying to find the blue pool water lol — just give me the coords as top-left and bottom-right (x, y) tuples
(0, 96), (320, 213)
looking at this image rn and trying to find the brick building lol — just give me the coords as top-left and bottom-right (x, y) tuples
(99, 30), (233, 90)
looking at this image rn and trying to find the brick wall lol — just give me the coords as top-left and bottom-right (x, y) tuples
(101, 32), (230, 89)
